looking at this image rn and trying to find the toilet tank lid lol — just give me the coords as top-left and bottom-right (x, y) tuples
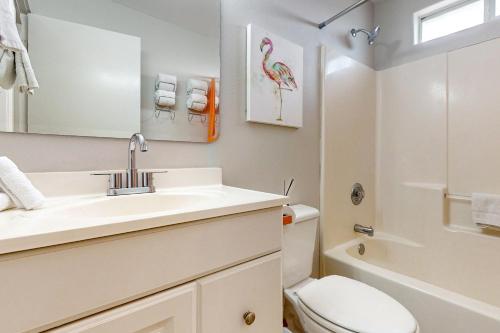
(283, 204), (319, 224)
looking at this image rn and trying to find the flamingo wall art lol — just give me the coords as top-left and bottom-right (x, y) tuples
(246, 24), (303, 128)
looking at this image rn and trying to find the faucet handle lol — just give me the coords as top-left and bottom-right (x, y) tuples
(141, 171), (153, 188)
(139, 170), (168, 188)
(91, 172), (124, 189)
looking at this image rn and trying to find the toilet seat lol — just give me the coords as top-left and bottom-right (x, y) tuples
(296, 276), (418, 333)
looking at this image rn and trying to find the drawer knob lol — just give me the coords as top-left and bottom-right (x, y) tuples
(243, 311), (256, 325)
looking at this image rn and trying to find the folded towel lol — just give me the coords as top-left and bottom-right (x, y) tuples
(0, 48), (15, 89)
(156, 73), (176, 92)
(472, 193), (500, 229)
(187, 93), (208, 112)
(0, 192), (14, 211)
(0, 157), (45, 210)
(187, 79), (208, 95)
(0, 0), (38, 94)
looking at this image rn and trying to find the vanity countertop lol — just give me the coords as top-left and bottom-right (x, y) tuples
(0, 168), (287, 255)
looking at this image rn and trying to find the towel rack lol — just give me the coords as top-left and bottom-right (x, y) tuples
(444, 193), (471, 201)
(13, 0), (31, 24)
(154, 106), (175, 120)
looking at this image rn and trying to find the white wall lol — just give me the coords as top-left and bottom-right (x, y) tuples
(374, 0), (500, 69)
(0, 0), (374, 209)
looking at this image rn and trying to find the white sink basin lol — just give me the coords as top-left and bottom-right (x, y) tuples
(55, 192), (217, 219)
(0, 168), (288, 255)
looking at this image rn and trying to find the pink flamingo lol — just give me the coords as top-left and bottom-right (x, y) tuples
(260, 37), (298, 121)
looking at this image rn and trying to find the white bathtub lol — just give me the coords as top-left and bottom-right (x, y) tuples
(323, 233), (500, 333)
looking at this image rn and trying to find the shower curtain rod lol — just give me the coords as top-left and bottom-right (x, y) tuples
(318, 0), (370, 29)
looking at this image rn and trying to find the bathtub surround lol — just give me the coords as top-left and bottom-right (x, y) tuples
(320, 49), (376, 251)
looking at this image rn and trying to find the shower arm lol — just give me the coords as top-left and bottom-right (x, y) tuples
(318, 0), (370, 29)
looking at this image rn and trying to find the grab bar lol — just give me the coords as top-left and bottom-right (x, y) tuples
(444, 193), (471, 201)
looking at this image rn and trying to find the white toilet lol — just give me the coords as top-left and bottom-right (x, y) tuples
(283, 205), (419, 333)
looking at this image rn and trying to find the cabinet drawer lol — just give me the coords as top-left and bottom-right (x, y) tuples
(47, 283), (197, 333)
(198, 253), (282, 333)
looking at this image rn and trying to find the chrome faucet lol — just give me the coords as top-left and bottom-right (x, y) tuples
(127, 133), (148, 188)
(354, 224), (374, 237)
(93, 133), (164, 196)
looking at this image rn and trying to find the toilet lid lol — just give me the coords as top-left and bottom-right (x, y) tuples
(297, 276), (417, 333)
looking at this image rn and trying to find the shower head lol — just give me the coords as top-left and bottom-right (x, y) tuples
(350, 25), (381, 45)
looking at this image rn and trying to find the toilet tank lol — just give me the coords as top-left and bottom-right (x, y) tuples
(283, 204), (320, 289)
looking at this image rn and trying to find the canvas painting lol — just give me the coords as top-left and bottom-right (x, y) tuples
(246, 24), (303, 128)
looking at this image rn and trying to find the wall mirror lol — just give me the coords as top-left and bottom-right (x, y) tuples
(0, 0), (221, 143)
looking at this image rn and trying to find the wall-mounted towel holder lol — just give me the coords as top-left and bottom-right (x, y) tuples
(444, 193), (471, 202)
(154, 106), (175, 120)
(13, 0), (31, 24)
(445, 192), (500, 231)
(187, 110), (207, 123)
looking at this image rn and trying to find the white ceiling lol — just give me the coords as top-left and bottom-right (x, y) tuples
(113, 0), (220, 39)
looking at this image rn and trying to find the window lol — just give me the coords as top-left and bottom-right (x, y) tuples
(415, 0), (500, 44)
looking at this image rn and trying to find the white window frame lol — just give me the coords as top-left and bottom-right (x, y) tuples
(414, 0), (497, 44)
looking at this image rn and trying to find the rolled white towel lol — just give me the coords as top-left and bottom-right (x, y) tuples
(155, 90), (175, 99)
(215, 96), (220, 109)
(215, 81), (220, 97)
(187, 93), (208, 112)
(156, 96), (175, 108)
(157, 82), (175, 92)
(156, 73), (177, 92)
(0, 192), (14, 211)
(0, 157), (45, 210)
(155, 90), (175, 108)
(187, 79), (208, 96)
(190, 88), (208, 96)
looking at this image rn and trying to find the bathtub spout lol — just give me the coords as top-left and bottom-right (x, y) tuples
(354, 224), (374, 237)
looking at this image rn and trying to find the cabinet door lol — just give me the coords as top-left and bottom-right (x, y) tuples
(47, 284), (197, 333)
(198, 253), (282, 333)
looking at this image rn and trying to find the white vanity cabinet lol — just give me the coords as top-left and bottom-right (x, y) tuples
(0, 207), (283, 333)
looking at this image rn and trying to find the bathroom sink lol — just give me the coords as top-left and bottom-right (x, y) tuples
(53, 192), (216, 219)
